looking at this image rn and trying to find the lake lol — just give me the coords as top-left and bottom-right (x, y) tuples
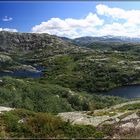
(102, 85), (140, 99)
(1, 66), (140, 99)
(0, 66), (44, 78)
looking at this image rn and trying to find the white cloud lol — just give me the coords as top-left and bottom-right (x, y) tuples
(96, 4), (140, 26)
(32, 13), (104, 38)
(0, 28), (18, 32)
(96, 4), (127, 20)
(2, 16), (13, 22)
(32, 4), (140, 38)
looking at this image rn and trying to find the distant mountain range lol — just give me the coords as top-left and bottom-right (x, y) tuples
(61, 35), (140, 46)
(1, 31), (140, 52)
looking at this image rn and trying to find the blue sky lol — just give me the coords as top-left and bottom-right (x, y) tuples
(1, 2), (140, 38)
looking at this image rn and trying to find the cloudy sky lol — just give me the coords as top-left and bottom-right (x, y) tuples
(1, 2), (140, 38)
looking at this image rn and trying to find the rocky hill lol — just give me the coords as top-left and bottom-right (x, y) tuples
(0, 31), (91, 72)
(1, 100), (140, 139)
(0, 31), (85, 54)
(58, 100), (140, 139)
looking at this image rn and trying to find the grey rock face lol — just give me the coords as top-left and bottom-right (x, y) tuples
(0, 31), (80, 53)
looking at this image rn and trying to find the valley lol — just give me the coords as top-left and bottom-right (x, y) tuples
(0, 31), (140, 138)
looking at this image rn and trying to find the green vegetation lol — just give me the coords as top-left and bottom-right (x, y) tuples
(43, 51), (140, 92)
(1, 31), (140, 138)
(118, 111), (134, 120)
(100, 124), (115, 137)
(118, 103), (140, 111)
(0, 109), (105, 138)
(92, 111), (117, 117)
(0, 76), (125, 113)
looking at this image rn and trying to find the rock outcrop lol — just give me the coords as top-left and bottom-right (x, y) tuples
(58, 100), (140, 138)
(0, 106), (13, 113)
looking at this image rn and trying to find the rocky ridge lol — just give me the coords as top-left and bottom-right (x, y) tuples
(58, 100), (140, 138)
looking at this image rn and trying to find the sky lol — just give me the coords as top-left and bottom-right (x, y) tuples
(1, 2), (140, 38)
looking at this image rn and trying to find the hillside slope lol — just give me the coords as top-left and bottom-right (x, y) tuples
(59, 100), (140, 139)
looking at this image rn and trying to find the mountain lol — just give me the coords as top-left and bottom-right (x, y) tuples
(59, 35), (140, 51)
(72, 36), (140, 46)
(2, 31), (140, 53)
(0, 31), (81, 54)
(60, 35), (140, 48)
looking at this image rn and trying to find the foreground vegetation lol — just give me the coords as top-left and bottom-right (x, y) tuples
(0, 109), (105, 138)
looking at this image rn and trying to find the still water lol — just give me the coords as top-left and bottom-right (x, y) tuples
(1, 67), (140, 99)
(0, 66), (44, 78)
(103, 85), (140, 99)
